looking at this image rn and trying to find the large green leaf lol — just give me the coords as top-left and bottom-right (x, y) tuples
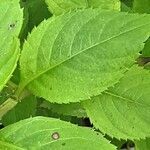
(135, 138), (150, 150)
(0, 0), (23, 91)
(45, 0), (120, 15)
(0, 116), (115, 150)
(83, 66), (150, 139)
(18, 9), (150, 103)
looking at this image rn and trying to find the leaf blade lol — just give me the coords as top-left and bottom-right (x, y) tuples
(19, 9), (150, 103)
(83, 66), (150, 139)
(0, 116), (115, 150)
(0, 0), (23, 91)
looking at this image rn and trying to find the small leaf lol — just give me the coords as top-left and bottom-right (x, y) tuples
(18, 9), (150, 103)
(0, 116), (116, 150)
(41, 101), (87, 117)
(0, 0), (23, 91)
(83, 66), (150, 139)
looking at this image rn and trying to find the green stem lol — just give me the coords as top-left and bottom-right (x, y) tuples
(0, 98), (18, 119)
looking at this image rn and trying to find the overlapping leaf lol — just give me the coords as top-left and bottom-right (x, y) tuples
(45, 0), (88, 15)
(41, 101), (87, 117)
(135, 138), (150, 150)
(83, 66), (150, 139)
(132, 0), (150, 57)
(0, 116), (115, 150)
(2, 95), (37, 126)
(45, 0), (120, 15)
(133, 0), (150, 13)
(142, 38), (150, 57)
(0, 0), (23, 91)
(18, 9), (150, 103)
(87, 0), (120, 10)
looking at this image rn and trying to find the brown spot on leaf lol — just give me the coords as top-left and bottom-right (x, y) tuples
(52, 132), (60, 140)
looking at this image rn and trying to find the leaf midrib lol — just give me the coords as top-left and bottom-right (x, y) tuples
(20, 19), (150, 93)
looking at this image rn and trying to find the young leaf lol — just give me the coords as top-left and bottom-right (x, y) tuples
(135, 138), (150, 150)
(83, 66), (150, 139)
(45, 0), (120, 15)
(41, 101), (87, 117)
(18, 9), (150, 103)
(0, 0), (23, 91)
(0, 116), (116, 150)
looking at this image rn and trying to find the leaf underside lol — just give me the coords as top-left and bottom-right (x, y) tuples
(19, 8), (150, 103)
(0, 116), (115, 150)
(83, 66), (150, 139)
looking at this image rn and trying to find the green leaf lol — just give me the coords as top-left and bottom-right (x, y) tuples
(135, 138), (150, 150)
(83, 66), (150, 139)
(0, 0), (23, 91)
(133, 0), (150, 14)
(18, 9), (150, 103)
(0, 116), (116, 150)
(132, 0), (150, 57)
(45, 0), (120, 15)
(41, 101), (87, 117)
(0, 98), (17, 120)
(120, 0), (133, 12)
(88, 0), (120, 10)
(22, 0), (51, 32)
(45, 0), (88, 15)
(142, 38), (150, 57)
(2, 95), (37, 126)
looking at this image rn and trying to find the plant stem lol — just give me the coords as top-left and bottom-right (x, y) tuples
(0, 98), (18, 119)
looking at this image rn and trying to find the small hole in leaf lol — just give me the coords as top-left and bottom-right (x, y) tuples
(8, 21), (17, 30)
(96, 133), (99, 135)
(62, 143), (66, 146)
(52, 132), (60, 140)
(9, 23), (15, 29)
